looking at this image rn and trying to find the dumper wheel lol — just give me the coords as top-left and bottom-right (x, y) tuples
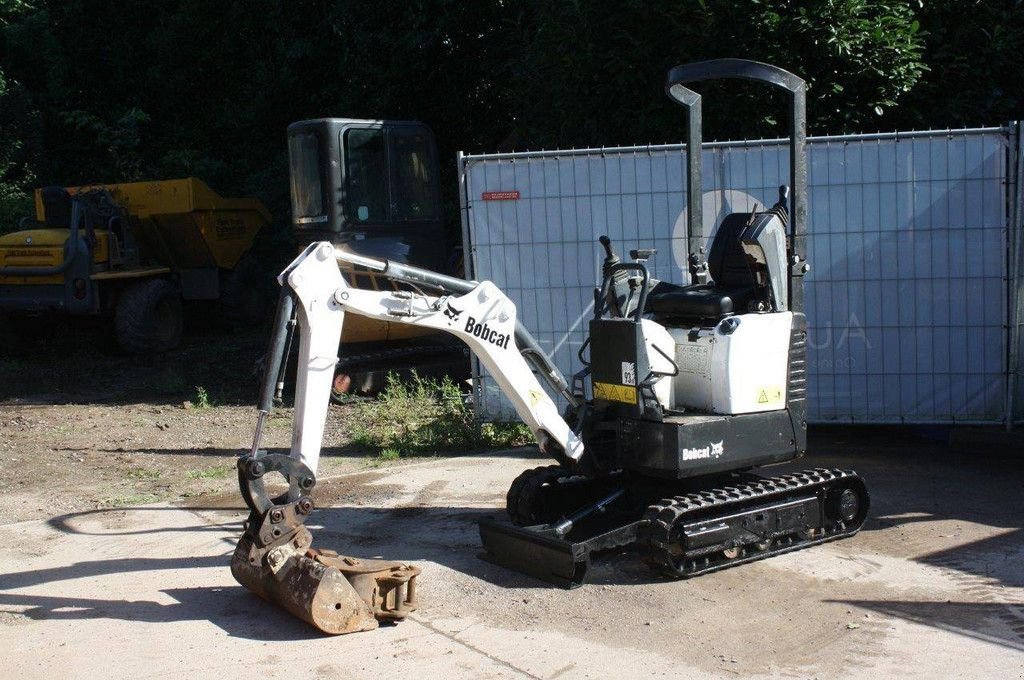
(115, 278), (183, 354)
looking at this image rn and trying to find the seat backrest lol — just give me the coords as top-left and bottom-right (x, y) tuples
(707, 212), (756, 288)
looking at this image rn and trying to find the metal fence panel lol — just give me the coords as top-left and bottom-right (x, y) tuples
(461, 128), (1011, 424)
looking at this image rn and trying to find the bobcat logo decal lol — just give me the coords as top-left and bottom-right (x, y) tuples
(682, 440), (726, 461)
(443, 302), (462, 323)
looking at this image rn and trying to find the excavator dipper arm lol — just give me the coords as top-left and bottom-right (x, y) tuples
(286, 241), (583, 475)
(232, 242), (584, 634)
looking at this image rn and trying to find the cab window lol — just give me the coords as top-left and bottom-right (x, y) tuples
(390, 129), (438, 221)
(344, 129), (387, 223)
(288, 132), (324, 221)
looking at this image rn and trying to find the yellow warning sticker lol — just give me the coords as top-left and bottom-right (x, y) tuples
(593, 382), (638, 404)
(757, 385), (784, 405)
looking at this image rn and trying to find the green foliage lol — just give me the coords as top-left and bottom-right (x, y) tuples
(186, 466), (231, 479)
(884, 0), (1024, 129)
(193, 385), (211, 409)
(0, 67), (37, 233)
(0, 0), (1016, 246)
(507, 0), (928, 144)
(351, 372), (531, 458)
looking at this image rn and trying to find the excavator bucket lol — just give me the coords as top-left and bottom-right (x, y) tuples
(232, 450), (420, 635)
(231, 534), (378, 634)
(231, 532), (419, 634)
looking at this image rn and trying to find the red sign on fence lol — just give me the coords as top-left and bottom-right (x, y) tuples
(481, 190), (520, 201)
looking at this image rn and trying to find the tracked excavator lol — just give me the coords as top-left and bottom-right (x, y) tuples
(230, 59), (869, 634)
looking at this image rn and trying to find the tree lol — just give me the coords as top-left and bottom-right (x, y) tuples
(504, 0), (928, 147)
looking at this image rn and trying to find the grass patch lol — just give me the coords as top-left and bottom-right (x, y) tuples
(126, 468), (161, 480)
(351, 372), (532, 459)
(186, 466), (231, 479)
(376, 447), (401, 462)
(103, 493), (160, 507)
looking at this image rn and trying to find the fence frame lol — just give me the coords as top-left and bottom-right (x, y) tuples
(459, 125), (1022, 428)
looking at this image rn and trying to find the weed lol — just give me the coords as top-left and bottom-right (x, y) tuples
(103, 493), (160, 507)
(351, 372), (532, 458)
(127, 468), (161, 480)
(376, 447), (401, 462)
(194, 385), (211, 409)
(186, 466), (231, 479)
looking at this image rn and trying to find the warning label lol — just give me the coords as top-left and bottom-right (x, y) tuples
(757, 386), (784, 405)
(593, 382), (638, 405)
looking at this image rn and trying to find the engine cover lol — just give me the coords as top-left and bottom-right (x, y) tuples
(670, 311), (793, 414)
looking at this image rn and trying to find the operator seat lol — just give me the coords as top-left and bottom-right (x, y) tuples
(645, 212), (757, 322)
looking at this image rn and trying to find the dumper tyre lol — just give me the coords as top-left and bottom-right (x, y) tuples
(115, 278), (183, 354)
(220, 251), (272, 328)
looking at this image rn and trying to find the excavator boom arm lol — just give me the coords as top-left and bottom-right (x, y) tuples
(232, 241), (584, 634)
(280, 241), (584, 475)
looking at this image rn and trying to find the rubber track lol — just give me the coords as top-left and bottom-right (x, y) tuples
(506, 465), (573, 526)
(336, 343), (459, 371)
(640, 467), (865, 578)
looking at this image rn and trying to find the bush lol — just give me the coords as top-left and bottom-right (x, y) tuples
(351, 372), (532, 459)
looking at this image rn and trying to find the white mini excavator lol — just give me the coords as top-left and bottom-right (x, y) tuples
(230, 59), (869, 634)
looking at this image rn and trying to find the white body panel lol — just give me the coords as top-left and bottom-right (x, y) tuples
(670, 312), (793, 415)
(639, 319), (676, 408)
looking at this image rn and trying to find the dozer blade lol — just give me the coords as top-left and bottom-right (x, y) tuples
(479, 518), (588, 588)
(479, 514), (640, 589)
(479, 485), (641, 588)
(231, 530), (420, 635)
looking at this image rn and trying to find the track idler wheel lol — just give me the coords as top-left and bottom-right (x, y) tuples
(826, 486), (862, 524)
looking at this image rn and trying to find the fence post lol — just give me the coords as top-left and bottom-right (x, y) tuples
(1007, 122), (1024, 430)
(456, 150), (483, 431)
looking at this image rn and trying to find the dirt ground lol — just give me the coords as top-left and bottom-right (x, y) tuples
(0, 318), (411, 523)
(1, 321), (1023, 678)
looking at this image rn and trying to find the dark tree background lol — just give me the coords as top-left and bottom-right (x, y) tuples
(1, 0), (1021, 256)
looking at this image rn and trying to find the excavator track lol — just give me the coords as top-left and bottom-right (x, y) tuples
(331, 343), (468, 402)
(506, 465), (625, 528)
(639, 468), (869, 579)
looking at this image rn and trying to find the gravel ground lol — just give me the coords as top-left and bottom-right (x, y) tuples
(1, 322), (1022, 677)
(0, 430), (1022, 679)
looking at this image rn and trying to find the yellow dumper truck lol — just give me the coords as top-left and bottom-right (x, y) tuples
(0, 178), (270, 353)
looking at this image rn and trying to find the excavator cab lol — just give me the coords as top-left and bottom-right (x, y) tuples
(285, 118), (462, 393)
(286, 118), (446, 272)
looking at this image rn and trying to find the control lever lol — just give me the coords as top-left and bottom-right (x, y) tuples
(599, 235), (629, 317)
